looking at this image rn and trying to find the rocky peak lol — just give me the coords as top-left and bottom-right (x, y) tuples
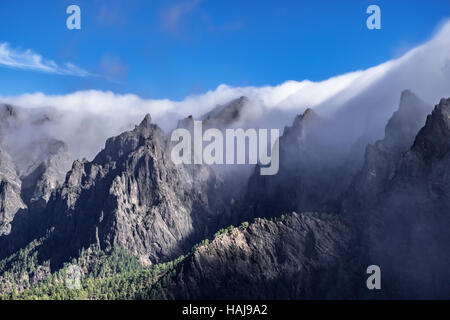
(241, 108), (341, 221)
(301, 107), (316, 121)
(0, 145), (18, 183)
(20, 138), (73, 207)
(359, 97), (450, 297)
(342, 91), (430, 215)
(201, 96), (248, 125)
(0, 104), (19, 138)
(176, 115), (194, 130)
(16, 113), (225, 267)
(175, 96), (249, 132)
(398, 89), (418, 110)
(282, 108), (320, 145)
(0, 144), (26, 237)
(411, 97), (450, 161)
(0, 104), (17, 119)
(95, 113), (163, 164)
(138, 113), (152, 130)
(383, 90), (431, 152)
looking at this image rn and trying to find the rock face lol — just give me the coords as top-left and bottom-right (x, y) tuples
(342, 90), (431, 215)
(0, 104), (73, 237)
(155, 213), (356, 299)
(34, 115), (223, 266)
(242, 108), (347, 221)
(0, 145), (26, 236)
(176, 96), (253, 226)
(337, 93), (450, 298)
(177, 96), (248, 131)
(362, 97), (450, 298)
(20, 138), (73, 209)
(0, 105), (25, 236)
(201, 96), (248, 126)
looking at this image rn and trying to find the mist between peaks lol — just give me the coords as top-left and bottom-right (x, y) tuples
(170, 120), (280, 176)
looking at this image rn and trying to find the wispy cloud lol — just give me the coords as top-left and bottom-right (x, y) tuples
(0, 42), (94, 77)
(160, 0), (202, 34)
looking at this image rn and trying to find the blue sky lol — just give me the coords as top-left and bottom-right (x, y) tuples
(0, 0), (449, 100)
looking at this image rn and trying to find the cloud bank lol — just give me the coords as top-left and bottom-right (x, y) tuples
(0, 42), (93, 77)
(1, 20), (450, 162)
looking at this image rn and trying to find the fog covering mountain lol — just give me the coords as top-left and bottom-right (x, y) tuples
(363, 97), (450, 297)
(149, 93), (450, 299)
(1, 22), (450, 300)
(1, 88), (450, 299)
(1, 20), (450, 162)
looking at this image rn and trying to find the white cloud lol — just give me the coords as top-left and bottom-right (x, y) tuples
(1, 20), (450, 162)
(0, 42), (94, 77)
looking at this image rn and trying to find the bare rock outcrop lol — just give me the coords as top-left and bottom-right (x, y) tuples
(155, 213), (356, 299)
(36, 114), (223, 266)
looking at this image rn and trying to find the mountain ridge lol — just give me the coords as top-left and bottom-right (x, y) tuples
(1, 91), (450, 299)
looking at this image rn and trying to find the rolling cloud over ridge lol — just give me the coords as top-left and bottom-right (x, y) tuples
(1, 20), (450, 161)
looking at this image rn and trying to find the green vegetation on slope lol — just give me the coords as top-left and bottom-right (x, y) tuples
(0, 211), (340, 300)
(0, 246), (188, 300)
